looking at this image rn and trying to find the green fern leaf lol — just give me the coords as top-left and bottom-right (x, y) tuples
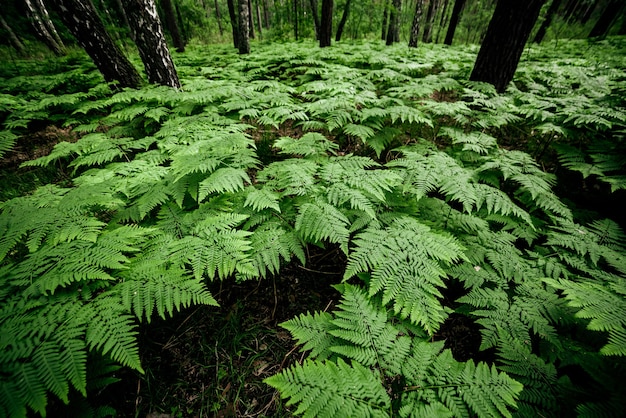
(295, 201), (350, 252)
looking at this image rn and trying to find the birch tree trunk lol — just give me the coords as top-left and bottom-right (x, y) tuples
(408, 0), (425, 47)
(0, 15), (25, 55)
(122, 0), (181, 88)
(238, 0), (251, 53)
(48, 0), (142, 88)
(24, 0), (66, 55)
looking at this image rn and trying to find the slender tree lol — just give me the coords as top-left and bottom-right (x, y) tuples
(309, 0), (321, 38)
(48, 0), (142, 88)
(161, 0), (185, 52)
(248, 0), (255, 38)
(227, 0), (239, 47)
(335, 0), (351, 41)
(319, 0), (333, 47)
(470, 0), (546, 93)
(294, 0), (299, 39)
(255, 0), (263, 38)
(533, 0), (563, 43)
(435, 0), (450, 43)
(422, 0), (439, 43)
(381, 0), (389, 40)
(122, 0), (181, 88)
(115, 0), (135, 40)
(588, 0), (625, 38)
(24, 0), (66, 55)
(385, 0), (401, 45)
(238, 0), (251, 53)
(214, 0), (224, 36)
(444, 0), (465, 45)
(0, 14), (25, 55)
(408, 0), (425, 47)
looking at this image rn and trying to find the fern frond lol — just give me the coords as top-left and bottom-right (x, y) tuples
(295, 201), (350, 252)
(274, 132), (338, 158)
(265, 358), (391, 418)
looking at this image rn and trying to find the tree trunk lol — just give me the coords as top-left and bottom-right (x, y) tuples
(294, 0), (298, 39)
(255, 0), (263, 38)
(533, 0), (562, 43)
(115, 0), (135, 40)
(421, 0), (438, 43)
(408, 0), (425, 47)
(48, 0), (142, 88)
(175, 1), (189, 43)
(0, 15), (26, 55)
(319, 0), (333, 47)
(435, 0), (450, 43)
(214, 0), (224, 36)
(469, 0), (545, 93)
(444, 0), (465, 45)
(263, 0), (270, 28)
(248, 0), (255, 38)
(161, 0), (185, 51)
(34, 0), (67, 49)
(381, 0), (389, 40)
(122, 0), (181, 88)
(588, 0), (625, 38)
(335, 0), (351, 41)
(385, 0), (401, 45)
(309, 0), (320, 38)
(24, 0), (66, 55)
(227, 0), (239, 47)
(238, 0), (250, 53)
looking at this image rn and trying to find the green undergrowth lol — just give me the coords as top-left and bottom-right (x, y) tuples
(1, 38), (625, 417)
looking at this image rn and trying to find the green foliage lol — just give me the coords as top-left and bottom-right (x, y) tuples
(1, 40), (625, 416)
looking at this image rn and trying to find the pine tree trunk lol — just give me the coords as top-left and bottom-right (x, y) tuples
(385, 0), (401, 45)
(24, 0), (66, 55)
(214, 0), (224, 36)
(48, 0), (142, 88)
(122, 0), (181, 88)
(444, 0), (465, 45)
(0, 15), (26, 55)
(335, 0), (351, 41)
(408, 0), (424, 47)
(319, 0), (333, 47)
(469, 0), (545, 93)
(161, 0), (185, 52)
(227, 0), (239, 47)
(588, 0), (625, 38)
(533, 0), (562, 43)
(309, 0), (320, 38)
(238, 0), (250, 53)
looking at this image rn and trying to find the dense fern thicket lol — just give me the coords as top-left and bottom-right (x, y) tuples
(1, 38), (625, 417)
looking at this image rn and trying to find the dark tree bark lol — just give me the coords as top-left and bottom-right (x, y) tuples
(0, 15), (25, 54)
(588, 0), (625, 38)
(319, 0), (333, 47)
(24, 0), (66, 55)
(115, 0), (135, 40)
(294, 0), (298, 39)
(122, 0), (181, 88)
(385, 0), (401, 45)
(237, 0), (250, 53)
(408, 0), (425, 47)
(444, 0), (465, 45)
(469, 0), (546, 93)
(48, 0), (142, 88)
(533, 0), (562, 43)
(227, 0), (239, 47)
(248, 0), (255, 38)
(161, 0), (185, 51)
(335, 0), (351, 41)
(214, 0), (224, 36)
(309, 0), (320, 38)
(263, 0), (270, 28)
(422, 0), (438, 43)
(435, 0), (450, 43)
(381, 0), (389, 40)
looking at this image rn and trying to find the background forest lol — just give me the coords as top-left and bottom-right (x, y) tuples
(1, 0), (625, 417)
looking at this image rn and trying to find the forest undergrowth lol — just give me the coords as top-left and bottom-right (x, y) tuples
(1, 37), (625, 417)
